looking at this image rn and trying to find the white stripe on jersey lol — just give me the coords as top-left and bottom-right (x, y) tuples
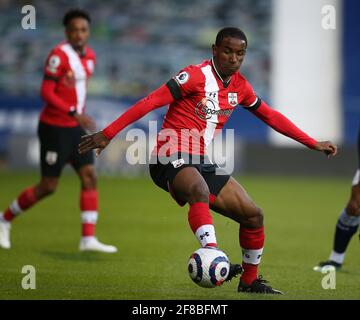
(201, 65), (220, 148)
(248, 97), (259, 107)
(60, 44), (87, 114)
(352, 169), (360, 186)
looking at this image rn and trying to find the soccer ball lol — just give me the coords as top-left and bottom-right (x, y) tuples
(187, 247), (230, 288)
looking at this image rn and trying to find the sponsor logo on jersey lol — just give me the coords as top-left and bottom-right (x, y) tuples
(228, 92), (238, 106)
(195, 97), (233, 120)
(171, 158), (185, 168)
(45, 151), (58, 165)
(175, 71), (189, 85)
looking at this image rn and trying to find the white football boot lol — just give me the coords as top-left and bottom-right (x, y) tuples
(0, 214), (11, 249)
(79, 236), (117, 253)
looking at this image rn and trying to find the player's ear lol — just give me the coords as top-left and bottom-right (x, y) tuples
(212, 44), (217, 57)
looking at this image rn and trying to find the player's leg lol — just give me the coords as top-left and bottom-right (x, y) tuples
(0, 122), (65, 249)
(0, 177), (59, 249)
(315, 170), (360, 271)
(211, 177), (283, 294)
(71, 126), (117, 253)
(171, 166), (218, 248)
(149, 158), (242, 281)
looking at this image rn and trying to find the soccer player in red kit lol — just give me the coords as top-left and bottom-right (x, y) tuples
(79, 27), (337, 293)
(0, 9), (117, 253)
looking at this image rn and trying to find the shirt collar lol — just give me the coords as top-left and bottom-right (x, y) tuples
(211, 58), (231, 87)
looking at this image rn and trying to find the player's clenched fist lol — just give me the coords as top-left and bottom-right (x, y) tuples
(314, 141), (338, 158)
(78, 131), (110, 156)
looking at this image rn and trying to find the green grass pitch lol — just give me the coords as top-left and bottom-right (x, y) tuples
(0, 170), (359, 300)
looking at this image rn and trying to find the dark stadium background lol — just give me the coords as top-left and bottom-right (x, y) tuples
(0, 0), (358, 176)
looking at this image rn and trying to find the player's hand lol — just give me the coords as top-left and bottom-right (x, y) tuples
(314, 141), (338, 158)
(78, 131), (110, 156)
(74, 113), (96, 132)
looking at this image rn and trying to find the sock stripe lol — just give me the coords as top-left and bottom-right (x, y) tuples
(81, 211), (98, 224)
(333, 210), (359, 254)
(242, 248), (263, 265)
(188, 202), (217, 247)
(338, 209), (360, 227)
(9, 200), (22, 215)
(240, 226), (265, 285)
(195, 224), (217, 248)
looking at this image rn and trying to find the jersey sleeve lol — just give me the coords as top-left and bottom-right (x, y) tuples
(41, 48), (73, 113)
(239, 79), (262, 110)
(43, 48), (67, 82)
(250, 100), (318, 149)
(166, 65), (202, 100)
(102, 84), (174, 140)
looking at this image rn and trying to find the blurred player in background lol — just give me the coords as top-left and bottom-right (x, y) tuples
(314, 127), (360, 271)
(79, 27), (337, 293)
(0, 9), (117, 253)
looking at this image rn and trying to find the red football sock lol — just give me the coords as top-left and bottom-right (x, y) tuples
(188, 202), (217, 247)
(80, 189), (98, 237)
(3, 187), (37, 222)
(239, 226), (265, 285)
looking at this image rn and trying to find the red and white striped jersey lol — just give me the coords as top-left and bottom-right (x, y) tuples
(155, 59), (261, 156)
(39, 42), (96, 127)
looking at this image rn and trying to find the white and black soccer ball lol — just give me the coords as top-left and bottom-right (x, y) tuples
(188, 247), (230, 288)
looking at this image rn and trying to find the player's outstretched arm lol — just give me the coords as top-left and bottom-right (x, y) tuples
(250, 101), (338, 157)
(78, 84), (174, 155)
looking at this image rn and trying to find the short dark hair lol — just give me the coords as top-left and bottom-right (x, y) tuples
(215, 27), (248, 47)
(63, 9), (91, 27)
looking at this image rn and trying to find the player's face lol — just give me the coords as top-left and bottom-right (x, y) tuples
(212, 37), (247, 78)
(65, 18), (90, 51)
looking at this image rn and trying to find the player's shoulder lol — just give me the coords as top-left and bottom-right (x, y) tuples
(44, 43), (69, 72)
(47, 42), (69, 60)
(49, 42), (67, 53)
(175, 60), (208, 83)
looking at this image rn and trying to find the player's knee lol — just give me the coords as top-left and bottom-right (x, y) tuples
(242, 206), (264, 228)
(189, 182), (210, 204)
(38, 181), (57, 198)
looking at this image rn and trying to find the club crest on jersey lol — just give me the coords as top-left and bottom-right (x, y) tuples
(45, 151), (58, 165)
(228, 93), (238, 106)
(175, 71), (189, 85)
